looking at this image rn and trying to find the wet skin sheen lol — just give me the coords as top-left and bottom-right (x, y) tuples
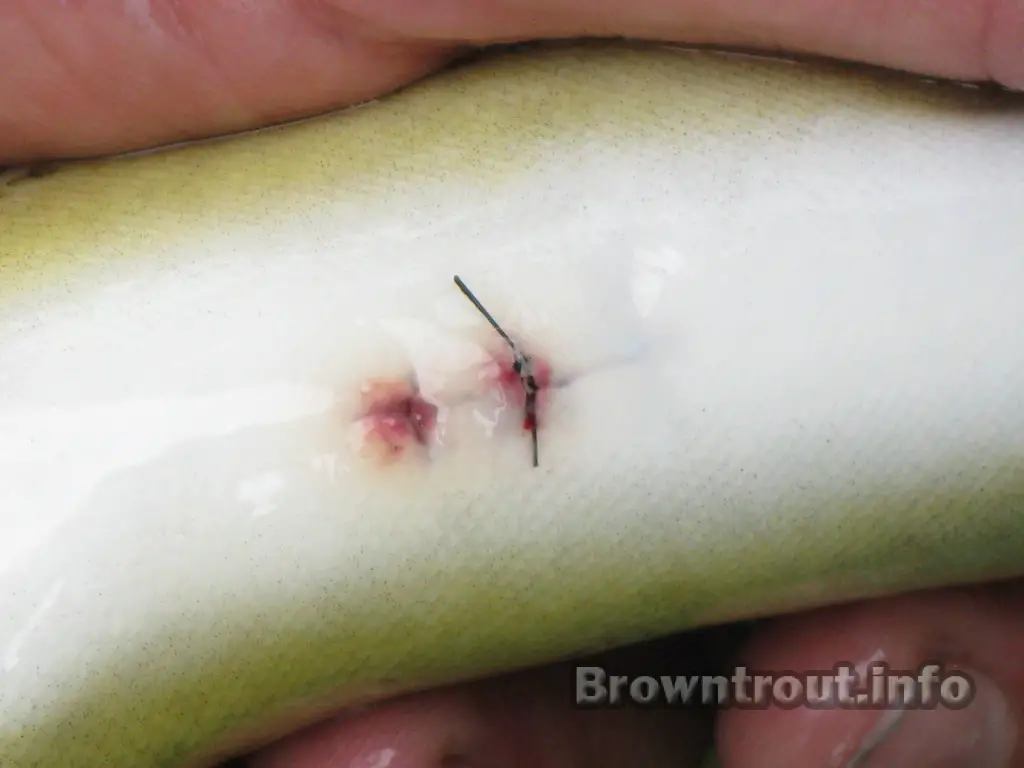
(1, 41), (1023, 768)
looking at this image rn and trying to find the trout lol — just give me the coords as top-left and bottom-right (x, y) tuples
(1, 40), (1022, 768)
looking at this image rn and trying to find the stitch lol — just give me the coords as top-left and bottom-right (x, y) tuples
(453, 275), (548, 467)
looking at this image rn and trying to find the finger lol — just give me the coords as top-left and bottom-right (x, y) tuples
(5, 1), (1023, 165)
(247, 662), (709, 768)
(717, 579), (1024, 767)
(0, 1), (458, 163)
(349, 0), (1024, 89)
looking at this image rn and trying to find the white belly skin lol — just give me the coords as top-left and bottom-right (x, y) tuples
(1, 41), (1022, 768)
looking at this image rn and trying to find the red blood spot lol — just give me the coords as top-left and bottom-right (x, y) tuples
(351, 380), (438, 465)
(482, 347), (553, 434)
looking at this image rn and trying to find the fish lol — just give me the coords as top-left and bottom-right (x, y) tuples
(1, 39), (1022, 768)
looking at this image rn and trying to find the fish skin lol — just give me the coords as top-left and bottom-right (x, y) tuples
(0, 39), (1023, 768)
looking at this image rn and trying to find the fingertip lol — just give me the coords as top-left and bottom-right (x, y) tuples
(716, 582), (1024, 767)
(0, 1), (457, 163)
(247, 658), (710, 768)
(985, 0), (1024, 90)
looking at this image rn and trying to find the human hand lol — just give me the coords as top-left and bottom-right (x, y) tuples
(248, 580), (1024, 767)
(2, 0), (1022, 163)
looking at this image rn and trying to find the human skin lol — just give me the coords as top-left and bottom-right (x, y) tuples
(247, 582), (1024, 767)
(2, 2), (1022, 765)
(2, 0), (1022, 163)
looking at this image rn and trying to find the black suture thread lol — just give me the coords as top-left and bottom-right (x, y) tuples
(453, 275), (540, 468)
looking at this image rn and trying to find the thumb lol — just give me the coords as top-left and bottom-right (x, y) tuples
(2, 0), (1021, 164)
(383, 0), (1022, 90)
(0, 2), (459, 164)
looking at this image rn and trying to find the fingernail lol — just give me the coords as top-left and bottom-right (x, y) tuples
(851, 669), (1016, 767)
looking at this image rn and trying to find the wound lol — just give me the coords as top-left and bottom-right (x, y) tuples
(348, 275), (559, 469)
(349, 379), (438, 465)
(452, 274), (555, 467)
(482, 346), (553, 434)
